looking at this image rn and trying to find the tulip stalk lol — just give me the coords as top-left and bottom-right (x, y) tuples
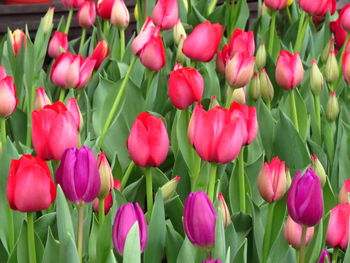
(120, 29), (125, 60)
(289, 89), (299, 133)
(268, 11), (276, 55)
(98, 198), (105, 224)
(120, 161), (136, 191)
(299, 226), (307, 263)
(262, 202), (275, 263)
(145, 167), (153, 221)
(27, 212), (36, 263)
(59, 89), (66, 102)
(332, 248), (339, 263)
(207, 163), (217, 202)
(64, 9), (74, 34)
(314, 94), (321, 140)
(98, 56), (137, 148)
(238, 149), (246, 213)
(79, 28), (87, 54)
(77, 203), (84, 262)
(1, 118), (6, 147)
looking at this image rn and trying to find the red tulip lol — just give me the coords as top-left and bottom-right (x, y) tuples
(299, 0), (336, 17)
(7, 155), (56, 212)
(275, 50), (304, 90)
(152, 0), (178, 30)
(48, 31), (68, 58)
(339, 4), (350, 32)
(93, 179), (120, 215)
(168, 63), (204, 110)
(264, 0), (288, 10)
(284, 216), (314, 248)
(0, 76), (17, 117)
(338, 179), (350, 204)
(34, 87), (51, 111)
(326, 203), (350, 249)
(182, 21), (223, 62)
(97, 0), (115, 19)
(91, 40), (110, 69)
(331, 20), (349, 50)
(78, 1), (96, 28)
(32, 102), (79, 160)
(127, 112), (169, 167)
(10, 29), (26, 56)
(225, 52), (255, 88)
(111, 0), (130, 29)
(61, 0), (84, 8)
(216, 45), (231, 75)
(342, 51), (350, 85)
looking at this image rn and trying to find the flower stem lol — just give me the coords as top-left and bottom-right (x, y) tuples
(1, 118), (6, 147)
(98, 198), (105, 224)
(120, 29), (125, 61)
(7, 208), (14, 253)
(314, 94), (321, 140)
(238, 148), (246, 213)
(120, 161), (136, 191)
(97, 56), (137, 148)
(208, 163), (217, 202)
(59, 88), (66, 102)
(289, 89), (299, 133)
(27, 212), (36, 263)
(294, 11), (305, 52)
(262, 202), (275, 263)
(145, 167), (153, 221)
(299, 226), (307, 263)
(64, 9), (74, 34)
(79, 27), (87, 54)
(332, 248), (339, 263)
(268, 11), (276, 55)
(338, 33), (350, 77)
(77, 203), (84, 262)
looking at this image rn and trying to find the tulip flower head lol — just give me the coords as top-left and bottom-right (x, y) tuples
(93, 179), (120, 215)
(173, 20), (186, 44)
(7, 155), (56, 212)
(34, 87), (51, 111)
(284, 216), (315, 248)
(61, 0), (84, 8)
(91, 40), (110, 69)
(342, 51), (350, 85)
(218, 193), (231, 228)
(326, 203), (350, 249)
(97, 0), (114, 19)
(256, 42), (267, 69)
(78, 1), (96, 28)
(152, 0), (178, 30)
(264, 0), (288, 10)
(10, 29), (26, 56)
(259, 68), (274, 103)
(310, 59), (324, 95)
(225, 51), (255, 88)
(0, 65), (6, 80)
(250, 72), (261, 100)
(97, 152), (114, 199)
(0, 76), (17, 118)
(111, 0), (130, 29)
(340, 4), (350, 32)
(48, 31), (68, 58)
(202, 259), (222, 263)
(326, 91), (339, 121)
(330, 19), (348, 50)
(310, 154), (327, 186)
(317, 249), (331, 263)
(338, 179), (350, 204)
(160, 176), (181, 201)
(299, 0), (336, 17)
(66, 98), (82, 130)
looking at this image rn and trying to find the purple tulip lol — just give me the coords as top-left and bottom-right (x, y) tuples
(184, 191), (217, 247)
(112, 203), (148, 255)
(55, 146), (101, 204)
(318, 249), (331, 263)
(287, 168), (323, 226)
(202, 259), (222, 263)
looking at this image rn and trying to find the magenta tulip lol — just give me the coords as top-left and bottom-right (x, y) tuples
(317, 249), (331, 263)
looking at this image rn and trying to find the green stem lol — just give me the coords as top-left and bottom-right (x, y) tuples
(77, 203), (84, 262)
(286, 6), (292, 25)
(299, 226), (307, 263)
(294, 13), (310, 53)
(145, 167), (153, 221)
(238, 148), (246, 213)
(225, 86), (233, 108)
(338, 33), (350, 77)
(294, 11), (305, 52)
(97, 56), (137, 148)
(207, 163), (217, 202)
(64, 9), (74, 34)
(314, 94), (321, 140)
(6, 208), (14, 253)
(98, 198), (105, 224)
(120, 161), (136, 191)
(79, 27), (87, 54)
(332, 248), (339, 263)
(59, 88), (66, 102)
(262, 202), (275, 263)
(289, 89), (299, 133)
(27, 212), (36, 263)
(120, 29), (125, 61)
(268, 11), (276, 55)
(26, 83), (36, 147)
(266, 101), (271, 111)
(103, 20), (109, 37)
(1, 118), (6, 147)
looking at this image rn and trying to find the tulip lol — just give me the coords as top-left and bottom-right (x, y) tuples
(284, 216), (315, 248)
(66, 98), (82, 130)
(127, 112), (169, 167)
(112, 203), (148, 254)
(97, 0), (114, 19)
(338, 179), (350, 203)
(42, 7), (55, 33)
(160, 176), (181, 201)
(287, 168), (323, 226)
(183, 191), (217, 247)
(55, 146), (101, 203)
(275, 51), (304, 90)
(176, 35), (186, 63)
(182, 21), (223, 62)
(202, 259), (222, 263)
(78, 1), (96, 28)
(32, 102), (79, 160)
(330, 20), (348, 50)
(173, 20), (186, 45)
(48, 31), (68, 58)
(310, 59), (324, 95)
(257, 157), (287, 202)
(91, 40), (110, 69)
(299, 0), (336, 17)
(34, 87), (51, 111)
(326, 203), (350, 249)
(7, 155), (56, 212)
(152, 0), (178, 30)
(259, 68), (274, 103)
(256, 42), (267, 69)
(231, 87), (246, 105)
(111, 0), (130, 29)
(168, 63), (204, 110)
(310, 154), (327, 186)
(216, 45), (231, 75)
(0, 65), (6, 80)
(264, 0), (287, 10)
(218, 193), (231, 228)
(0, 76), (17, 118)
(61, 0), (84, 8)
(339, 4), (350, 32)
(342, 51), (350, 85)
(228, 29), (255, 57)
(325, 51), (339, 84)
(132, 17), (160, 54)
(97, 152), (114, 199)
(93, 179), (120, 215)
(326, 91), (339, 121)
(225, 52), (255, 88)
(249, 72), (261, 100)
(10, 29), (26, 56)
(317, 249), (331, 263)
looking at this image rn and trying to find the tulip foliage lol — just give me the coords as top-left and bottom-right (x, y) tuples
(2, 0), (350, 262)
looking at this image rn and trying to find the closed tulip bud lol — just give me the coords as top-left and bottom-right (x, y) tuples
(259, 68), (274, 103)
(42, 7), (55, 33)
(229, 29), (255, 57)
(299, 0), (336, 16)
(97, 152), (113, 199)
(184, 191), (217, 247)
(173, 20), (186, 45)
(0, 76), (17, 117)
(152, 0), (178, 30)
(231, 87), (246, 105)
(7, 155), (56, 212)
(310, 154), (327, 186)
(93, 179), (120, 215)
(168, 63), (204, 109)
(321, 38), (335, 62)
(111, 0), (130, 29)
(339, 4), (350, 32)
(61, 0), (84, 8)
(32, 102), (79, 160)
(249, 72), (261, 100)
(176, 35), (186, 64)
(225, 52), (255, 88)
(182, 21), (223, 62)
(276, 51), (304, 90)
(78, 1), (96, 28)
(10, 29), (26, 56)
(97, 0), (114, 19)
(256, 42), (266, 69)
(216, 45), (230, 75)
(326, 91), (339, 121)
(134, 3), (139, 21)
(218, 193), (231, 228)
(258, 157), (287, 202)
(317, 249), (331, 263)
(209, 96), (220, 109)
(287, 168), (323, 226)
(338, 179), (350, 203)
(48, 31), (68, 58)
(66, 98), (83, 130)
(91, 40), (110, 69)
(112, 203), (148, 254)
(310, 59), (324, 95)
(161, 176), (181, 201)
(127, 112), (169, 167)
(56, 146), (101, 203)
(264, 0), (287, 10)
(284, 216), (314, 248)
(342, 51), (350, 85)
(286, 168), (291, 188)
(326, 203), (350, 249)
(202, 259), (222, 263)
(34, 87), (51, 111)
(325, 51), (339, 84)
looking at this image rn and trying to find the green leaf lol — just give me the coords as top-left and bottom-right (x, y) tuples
(123, 222), (141, 263)
(34, 212), (56, 243)
(176, 237), (196, 263)
(59, 235), (79, 263)
(56, 186), (75, 243)
(96, 212), (113, 263)
(42, 228), (60, 263)
(165, 225), (184, 263)
(213, 209), (226, 261)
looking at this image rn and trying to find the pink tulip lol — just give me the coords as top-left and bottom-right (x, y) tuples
(339, 4), (350, 32)
(225, 52), (255, 88)
(216, 45), (231, 75)
(228, 29), (255, 57)
(342, 51), (350, 85)
(66, 98), (82, 130)
(299, 0), (336, 17)
(0, 76), (17, 117)
(48, 31), (68, 58)
(91, 40), (110, 69)
(264, 0), (288, 10)
(284, 216), (314, 248)
(78, 1), (96, 28)
(326, 203), (350, 249)
(275, 50), (304, 90)
(34, 87), (52, 111)
(0, 65), (6, 80)
(338, 179), (350, 204)
(182, 21), (223, 62)
(152, 0), (178, 30)
(10, 29), (26, 56)
(111, 0), (130, 29)
(61, 0), (84, 8)
(131, 17), (160, 54)
(97, 0), (114, 19)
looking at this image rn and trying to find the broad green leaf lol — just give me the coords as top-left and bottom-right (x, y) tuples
(123, 222), (141, 263)
(165, 225), (184, 263)
(56, 186), (75, 242)
(42, 229), (60, 263)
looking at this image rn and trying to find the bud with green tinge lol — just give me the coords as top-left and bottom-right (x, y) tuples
(256, 42), (266, 69)
(218, 193), (231, 228)
(209, 96), (220, 109)
(321, 38), (335, 62)
(310, 154), (327, 186)
(249, 72), (260, 100)
(326, 91), (339, 121)
(260, 68), (274, 103)
(286, 168), (291, 188)
(161, 176), (180, 201)
(173, 20), (186, 45)
(42, 7), (55, 33)
(97, 152), (114, 199)
(176, 35), (187, 64)
(325, 51), (339, 84)
(310, 59), (324, 96)
(231, 87), (246, 105)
